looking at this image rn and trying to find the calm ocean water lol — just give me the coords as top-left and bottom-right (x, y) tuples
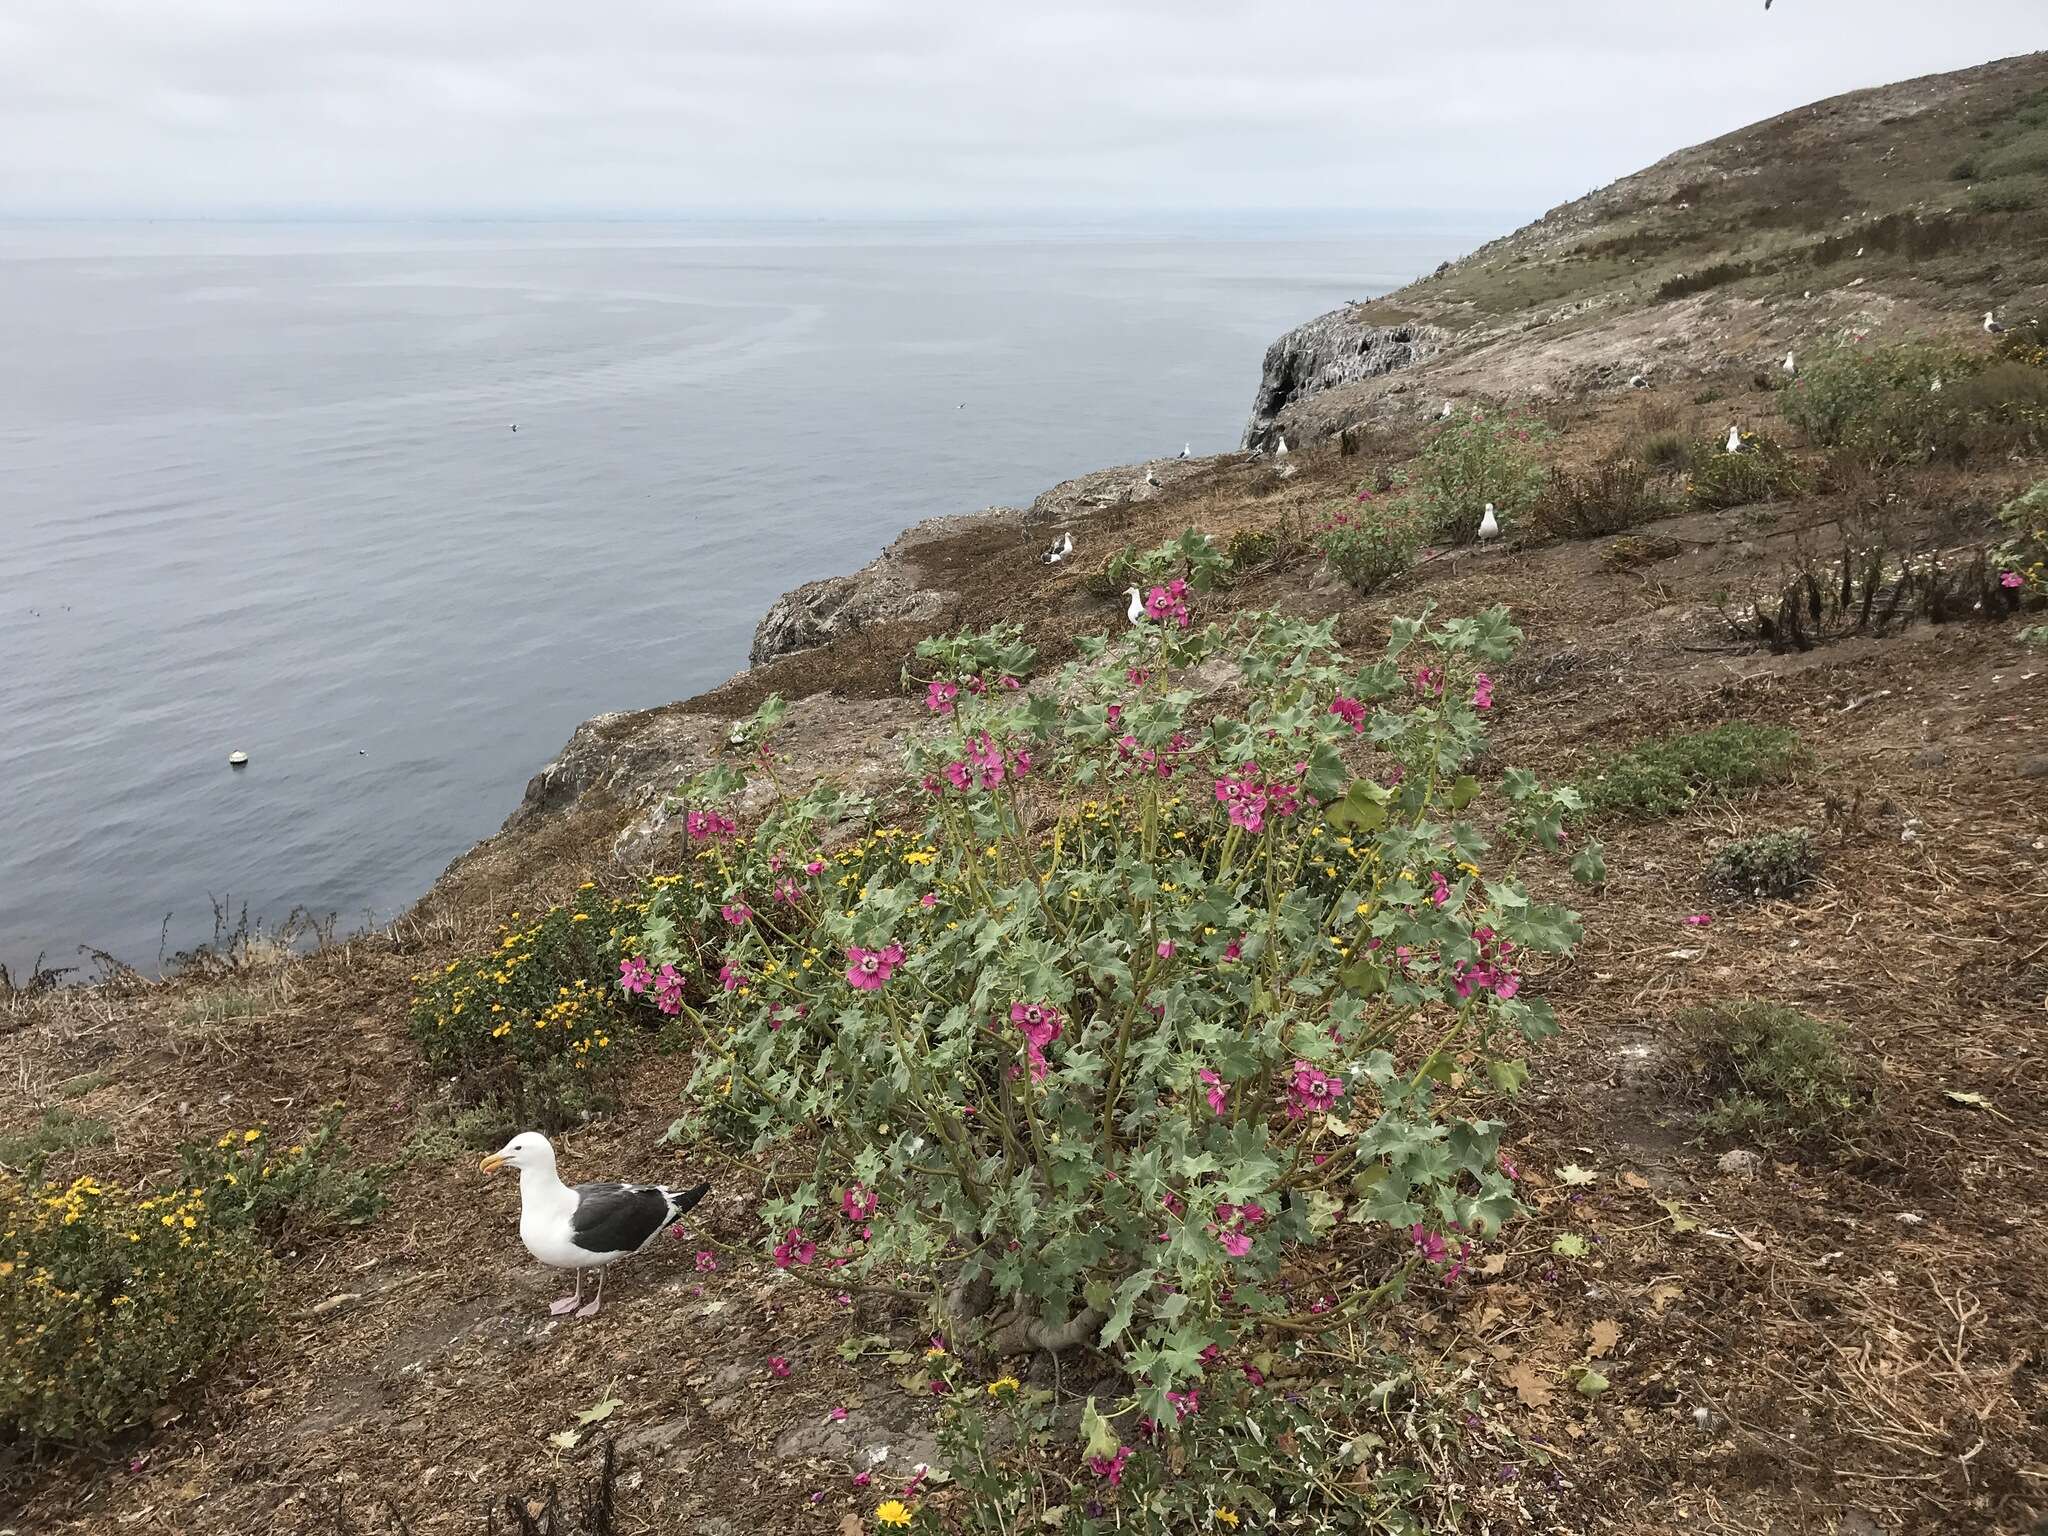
(0, 215), (1490, 977)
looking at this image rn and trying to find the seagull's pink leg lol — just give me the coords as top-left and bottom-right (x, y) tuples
(548, 1270), (582, 1316)
(574, 1268), (605, 1319)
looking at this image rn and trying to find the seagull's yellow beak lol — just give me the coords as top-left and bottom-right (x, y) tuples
(478, 1153), (507, 1175)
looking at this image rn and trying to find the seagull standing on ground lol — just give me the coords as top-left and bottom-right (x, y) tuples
(1782, 350), (1796, 375)
(1726, 425), (1744, 454)
(1040, 531), (1074, 565)
(1439, 401), (1455, 419)
(1124, 586), (1147, 625)
(1477, 503), (1501, 542)
(1145, 464), (1159, 487)
(1178, 442), (1190, 460)
(480, 1132), (708, 1319)
(1275, 434), (1289, 458)
(1931, 376), (1944, 393)
(1984, 311), (2006, 335)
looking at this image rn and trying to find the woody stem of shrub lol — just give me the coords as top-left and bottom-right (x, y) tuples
(879, 989), (987, 1212)
(1263, 1258), (1417, 1334)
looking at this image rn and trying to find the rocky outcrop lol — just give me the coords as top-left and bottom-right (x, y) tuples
(748, 511), (1013, 667)
(1241, 312), (1446, 448)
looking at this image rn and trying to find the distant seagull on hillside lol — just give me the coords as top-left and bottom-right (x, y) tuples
(1477, 503), (1501, 542)
(1275, 434), (1288, 457)
(1123, 586), (1147, 625)
(1440, 400), (1455, 419)
(1040, 531), (1074, 565)
(1628, 374), (1649, 390)
(1984, 311), (2006, 335)
(1178, 442), (1190, 460)
(1930, 375), (1944, 393)
(1726, 425), (1744, 454)
(1783, 350), (1797, 374)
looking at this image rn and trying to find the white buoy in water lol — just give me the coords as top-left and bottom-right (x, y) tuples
(228, 751), (249, 767)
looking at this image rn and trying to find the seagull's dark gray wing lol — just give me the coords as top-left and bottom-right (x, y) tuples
(568, 1182), (673, 1256)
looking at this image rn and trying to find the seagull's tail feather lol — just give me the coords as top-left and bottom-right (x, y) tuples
(664, 1182), (710, 1222)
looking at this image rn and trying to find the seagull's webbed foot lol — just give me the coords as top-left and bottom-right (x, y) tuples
(548, 1296), (581, 1316)
(574, 1296), (602, 1319)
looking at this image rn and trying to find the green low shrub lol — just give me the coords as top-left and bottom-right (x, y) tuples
(0, 1105), (110, 1179)
(1685, 1001), (1872, 1142)
(613, 567), (1590, 1445)
(1686, 432), (1808, 509)
(1411, 409), (1553, 544)
(1579, 722), (1802, 818)
(1636, 430), (1693, 473)
(407, 883), (640, 1131)
(1781, 339), (2048, 466)
(1709, 828), (1820, 901)
(1997, 476), (2048, 599)
(1224, 527), (1279, 574)
(180, 1106), (383, 1237)
(1314, 498), (1417, 592)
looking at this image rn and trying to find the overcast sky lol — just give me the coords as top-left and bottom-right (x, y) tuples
(0, 2), (2039, 219)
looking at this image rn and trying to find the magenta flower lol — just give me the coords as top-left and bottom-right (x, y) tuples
(1219, 1228), (1252, 1258)
(1684, 912), (1714, 928)
(1223, 937), (1242, 963)
(2001, 570), (2024, 588)
(1198, 1068), (1227, 1116)
(920, 890), (937, 909)
(768, 1356), (791, 1379)
(1156, 939), (1175, 959)
(695, 1250), (718, 1272)
(772, 1228), (817, 1268)
(842, 1184), (878, 1221)
(1410, 1224), (1449, 1265)
(1284, 1060), (1345, 1120)
(717, 962), (745, 993)
(618, 956), (653, 994)
(805, 858), (826, 875)
(1329, 695), (1367, 733)
(1473, 672), (1495, 710)
(926, 680), (958, 714)
(685, 809), (737, 842)
(773, 877), (801, 905)
(1088, 1447), (1132, 1486)
(846, 942), (905, 990)
(1010, 1001), (1065, 1082)
(721, 903), (752, 926)
(1166, 1388), (1200, 1421)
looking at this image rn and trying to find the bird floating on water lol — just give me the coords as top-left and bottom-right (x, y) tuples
(1725, 425), (1744, 454)
(1477, 504), (1501, 542)
(481, 1132), (708, 1319)
(1782, 350), (1796, 374)
(1123, 586), (1147, 625)
(510, 423), (518, 432)
(1040, 531), (1074, 565)
(228, 751), (249, 767)
(1983, 311), (2006, 335)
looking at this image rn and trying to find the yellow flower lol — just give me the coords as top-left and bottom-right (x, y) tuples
(876, 1501), (914, 1528)
(1215, 1509), (1240, 1528)
(986, 1375), (1021, 1397)
(243, 1129), (262, 1143)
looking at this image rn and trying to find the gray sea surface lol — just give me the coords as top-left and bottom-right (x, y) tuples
(0, 214), (1493, 975)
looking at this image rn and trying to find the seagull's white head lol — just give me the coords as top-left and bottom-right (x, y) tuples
(481, 1130), (555, 1175)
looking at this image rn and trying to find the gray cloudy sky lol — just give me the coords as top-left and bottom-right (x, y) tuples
(0, 2), (2040, 218)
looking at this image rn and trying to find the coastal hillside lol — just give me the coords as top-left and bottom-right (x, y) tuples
(5, 52), (2048, 1536)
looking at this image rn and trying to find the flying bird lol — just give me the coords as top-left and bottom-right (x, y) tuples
(481, 1132), (708, 1319)
(1984, 311), (2006, 335)
(1040, 531), (1074, 565)
(1477, 503), (1501, 542)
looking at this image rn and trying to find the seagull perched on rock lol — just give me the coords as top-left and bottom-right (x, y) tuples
(480, 1132), (708, 1319)
(1477, 503), (1501, 542)
(1178, 442), (1190, 460)
(1275, 434), (1289, 457)
(1040, 531), (1074, 565)
(1983, 311), (2006, 335)
(1123, 586), (1148, 625)
(1782, 350), (1796, 375)
(1726, 425), (1744, 454)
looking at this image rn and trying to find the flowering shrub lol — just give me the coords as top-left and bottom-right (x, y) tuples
(1, 1113), (380, 1447)
(1410, 408), (1553, 543)
(407, 883), (638, 1128)
(627, 591), (1592, 1461)
(1314, 493), (1417, 593)
(1996, 476), (2048, 599)
(1781, 338), (2048, 465)
(1684, 431), (1809, 509)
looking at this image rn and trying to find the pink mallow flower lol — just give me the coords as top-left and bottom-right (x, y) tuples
(846, 942), (905, 990)
(685, 809), (737, 842)
(1010, 1001), (1065, 1083)
(717, 962), (745, 993)
(773, 1229), (817, 1269)
(842, 1184), (878, 1221)
(1088, 1447), (1132, 1486)
(618, 956), (653, 994)
(1284, 1060), (1345, 1120)
(721, 903), (752, 926)
(1198, 1068), (1227, 1116)
(1329, 695), (1367, 733)
(695, 1250), (718, 1272)
(926, 680), (958, 714)
(768, 1356), (791, 1379)
(2002, 570), (2025, 588)
(1473, 672), (1495, 710)
(1684, 913), (1714, 928)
